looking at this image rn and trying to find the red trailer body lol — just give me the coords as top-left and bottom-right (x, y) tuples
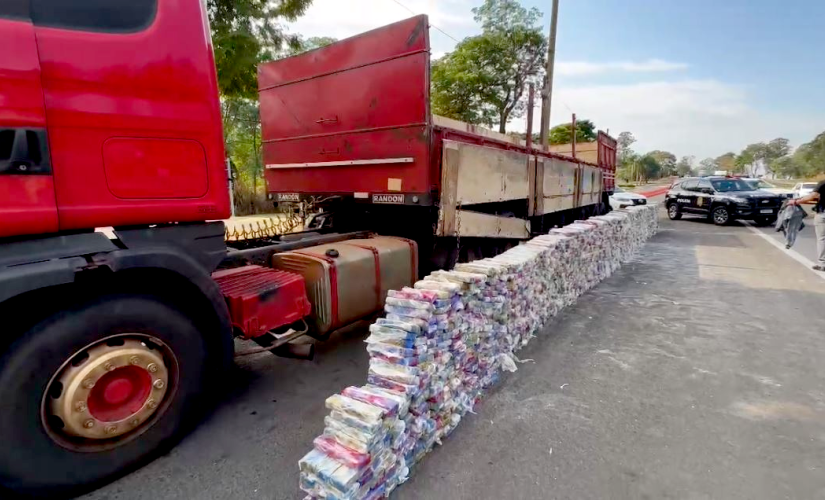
(259, 15), (617, 208)
(597, 131), (617, 192)
(259, 16), (433, 204)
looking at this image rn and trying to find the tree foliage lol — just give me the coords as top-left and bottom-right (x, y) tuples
(549, 119), (596, 145)
(647, 150), (676, 176)
(638, 155), (661, 181)
(796, 132), (825, 173)
(221, 97), (264, 213)
(208, 0), (313, 98)
(286, 36), (337, 56)
(618, 153), (664, 183)
(698, 157), (718, 173)
(734, 138), (791, 176)
(431, 0), (547, 133)
(714, 152), (737, 173)
(676, 156), (695, 177)
(770, 132), (825, 178)
(616, 131), (636, 165)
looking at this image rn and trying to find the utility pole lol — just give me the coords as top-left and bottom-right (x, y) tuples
(526, 83), (535, 151)
(539, 0), (559, 152)
(571, 113), (576, 159)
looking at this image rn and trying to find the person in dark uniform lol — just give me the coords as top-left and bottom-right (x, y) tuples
(790, 179), (825, 271)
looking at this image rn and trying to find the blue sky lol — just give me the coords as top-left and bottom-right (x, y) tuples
(548, 0), (825, 111)
(292, 0), (825, 160)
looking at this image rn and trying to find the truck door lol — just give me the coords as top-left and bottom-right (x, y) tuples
(0, 1), (58, 238)
(30, 0), (229, 231)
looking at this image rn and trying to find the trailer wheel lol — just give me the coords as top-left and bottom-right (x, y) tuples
(0, 295), (209, 498)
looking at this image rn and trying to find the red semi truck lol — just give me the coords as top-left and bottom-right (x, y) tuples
(0, 3), (615, 497)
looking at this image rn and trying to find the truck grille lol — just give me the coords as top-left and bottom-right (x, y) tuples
(749, 198), (781, 209)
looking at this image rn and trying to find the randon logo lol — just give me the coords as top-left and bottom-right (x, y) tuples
(277, 193), (300, 202)
(372, 194), (405, 204)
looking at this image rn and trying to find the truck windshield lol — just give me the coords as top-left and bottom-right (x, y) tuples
(711, 179), (752, 192)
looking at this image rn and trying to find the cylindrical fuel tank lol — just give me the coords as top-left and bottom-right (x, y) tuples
(271, 237), (417, 337)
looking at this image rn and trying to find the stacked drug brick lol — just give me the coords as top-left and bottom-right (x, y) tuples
(299, 205), (658, 499)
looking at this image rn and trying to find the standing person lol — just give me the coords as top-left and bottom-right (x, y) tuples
(790, 179), (825, 271)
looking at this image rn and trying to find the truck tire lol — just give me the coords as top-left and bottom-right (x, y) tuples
(0, 295), (209, 498)
(711, 206), (731, 225)
(667, 203), (682, 220)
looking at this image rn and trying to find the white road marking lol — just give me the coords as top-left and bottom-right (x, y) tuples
(743, 221), (825, 283)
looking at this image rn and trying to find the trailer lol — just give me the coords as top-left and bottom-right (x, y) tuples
(0, 5), (615, 497)
(259, 15), (617, 269)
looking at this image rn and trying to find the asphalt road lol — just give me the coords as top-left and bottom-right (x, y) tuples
(82, 202), (825, 500)
(749, 206), (821, 266)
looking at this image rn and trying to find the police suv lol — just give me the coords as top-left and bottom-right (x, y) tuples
(665, 176), (785, 226)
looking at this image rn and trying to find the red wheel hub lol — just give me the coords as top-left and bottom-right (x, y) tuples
(87, 366), (152, 422)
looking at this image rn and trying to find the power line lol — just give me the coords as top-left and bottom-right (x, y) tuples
(386, 0), (460, 42)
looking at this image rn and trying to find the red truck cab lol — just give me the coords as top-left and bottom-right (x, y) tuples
(0, 0), (230, 239)
(0, 2), (234, 497)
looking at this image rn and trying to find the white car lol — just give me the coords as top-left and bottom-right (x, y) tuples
(742, 178), (794, 199)
(793, 182), (818, 199)
(609, 187), (648, 209)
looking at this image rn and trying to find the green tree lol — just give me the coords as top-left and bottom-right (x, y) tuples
(431, 0), (547, 133)
(221, 97), (264, 213)
(769, 155), (806, 179)
(619, 153), (660, 183)
(791, 131), (825, 177)
(548, 119), (596, 145)
(648, 150), (676, 176)
(431, 47), (499, 127)
(676, 155), (694, 177)
(616, 131), (636, 167)
(735, 138), (790, 177)
(735, 144), (760, 176)
(715, 152), (737, 173)
(208, 0), (313, 98)
(639, 154), (662, 181)
(616, 152), (639, 183)
(765, 138), (791, 163)
(698, 157), (718, 173)
(285, 36), (337, 56)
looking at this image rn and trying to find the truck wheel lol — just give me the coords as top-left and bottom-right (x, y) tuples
(667, 203), (682, 220)
(0, 295), (209, 498)
(711, 206), (731, 225)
